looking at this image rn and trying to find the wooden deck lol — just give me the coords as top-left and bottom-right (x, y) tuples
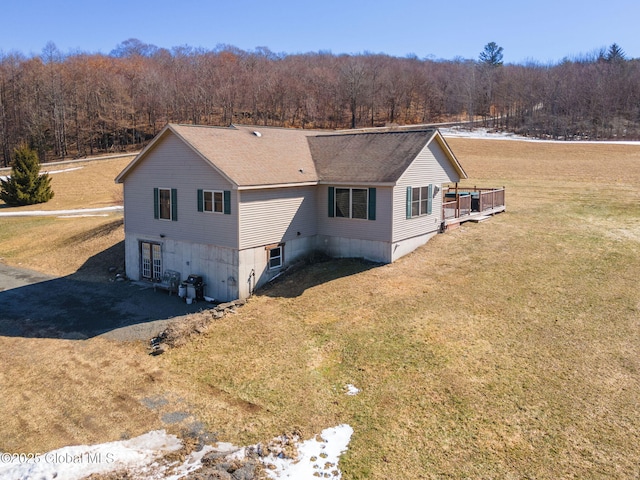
(442, 186), (505, 229)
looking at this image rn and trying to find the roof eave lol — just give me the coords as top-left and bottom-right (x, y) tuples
(114, 123), (239, 187)
(317, 180), (396, 187)
(238, 181), (319, 190)
(115, 124), (174, 183)
(431, 130), (468, 179)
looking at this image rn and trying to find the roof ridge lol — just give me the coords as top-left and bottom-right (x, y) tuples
(173, 123), (237, 130)
(314, 129), (436, 138)
(231, 123), (326, 133)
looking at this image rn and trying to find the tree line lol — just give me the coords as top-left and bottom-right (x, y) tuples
(1, 39), (639, 166)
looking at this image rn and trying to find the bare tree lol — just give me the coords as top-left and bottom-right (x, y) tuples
(1, 39), (640, 163)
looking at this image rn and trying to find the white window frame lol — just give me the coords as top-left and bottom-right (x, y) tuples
(141, 241), (162, 280)
(411, 185), (432, 217)
(203, 190), (224, 213)
(267, 244), (284, 270)
(335, 187), (368, 219)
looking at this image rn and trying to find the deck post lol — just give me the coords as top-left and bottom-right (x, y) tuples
(455, 182), (459, 218)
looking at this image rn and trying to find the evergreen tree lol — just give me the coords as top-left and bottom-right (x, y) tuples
(606, 43), (626, 63)
(0, 145), (54, 206)
(479, 42), (504, 67)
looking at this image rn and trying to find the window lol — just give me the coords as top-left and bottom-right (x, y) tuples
(351, 188), (368, 219)
(335, 188), (350, 218)
(197, 189), (232, 214)
(154, 188), (177, 221)
(204, 190), (223, 213)
(406, 185), (433, 218)
(159, 189), (171, 219)
(267, 244), (284, 270)
(329, 187), (376, 220)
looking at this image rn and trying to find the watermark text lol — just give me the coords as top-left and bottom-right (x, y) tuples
(1, 451), (116, 464)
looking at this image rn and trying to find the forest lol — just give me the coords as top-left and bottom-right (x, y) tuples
(0, 39), (639, 166)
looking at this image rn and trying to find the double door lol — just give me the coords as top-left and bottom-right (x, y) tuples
(141, 242), (162, 280)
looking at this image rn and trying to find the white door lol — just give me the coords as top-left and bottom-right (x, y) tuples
(141, 242), (162, 280)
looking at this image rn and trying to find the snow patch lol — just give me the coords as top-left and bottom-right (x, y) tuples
(441, 126), (640, 145)
(263, 424), (354, 479)
(0, 425), (354, 480)
(0, 430), (182, 480)
(57, 214), (110, 218)
(42, 166), (85, 175)
(345, 384), (360, 395)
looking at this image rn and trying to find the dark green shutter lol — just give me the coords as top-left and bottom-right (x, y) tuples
(153, 188), (159, 219)
(368, 188), (376, 220)
(223, 190), (231, 215)
(406, 186), (412, 219)
(197, 189), (203, 212)
(427, 184), (433, 215)
(171, 188), (178, 221)
(328, 187), (335, 217)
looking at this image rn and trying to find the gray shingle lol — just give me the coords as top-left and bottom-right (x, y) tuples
(308, 130), (436, 183)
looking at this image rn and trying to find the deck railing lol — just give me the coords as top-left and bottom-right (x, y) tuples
(442, 186), (505, 220)
(443, 200), (457, 220)
(478, 188), (505, 212)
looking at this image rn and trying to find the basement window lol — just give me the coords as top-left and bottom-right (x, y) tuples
(267, 244), (284, 270)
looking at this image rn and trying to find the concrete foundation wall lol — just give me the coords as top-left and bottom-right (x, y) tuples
(125, 235), (239, 302)
(238, 235), (317, 298)
(125, 229), (440, 301)
(316, 235), (391, 264)
(390, 231), (438, 262)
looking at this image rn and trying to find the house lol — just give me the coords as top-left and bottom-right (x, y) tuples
(115, 123), (469, 301)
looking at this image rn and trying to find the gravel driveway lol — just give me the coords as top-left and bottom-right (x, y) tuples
(0, 263), (206, 341)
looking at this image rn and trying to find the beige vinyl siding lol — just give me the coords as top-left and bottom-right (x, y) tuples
(317, 185), (393, 241)
(238, 186), (317, 250)
(123, 133), (238, 248)
(393, 140), (462, 242)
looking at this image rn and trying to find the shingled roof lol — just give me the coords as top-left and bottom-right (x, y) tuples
(116, 124), (321, 188)
(309, 129), (439, 183)
(116, 123), (465, 187)
(172, 124), (320, 187)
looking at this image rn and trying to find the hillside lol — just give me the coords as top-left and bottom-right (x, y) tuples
(0, 137), (639, 478)
(2, 44), (640, 167)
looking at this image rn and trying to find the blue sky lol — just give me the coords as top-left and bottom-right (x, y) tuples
(2, 0), (638, 63)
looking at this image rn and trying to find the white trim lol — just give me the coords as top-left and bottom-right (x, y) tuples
(410, 185), (430, 217)
(334, 187), (368, 220)
(202, 189), (224, 213)
(238, 181), (318, 190)
(267, 244), (284, 270)
(319, 181), (395, 187)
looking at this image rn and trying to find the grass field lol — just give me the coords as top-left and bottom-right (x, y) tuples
(1, 140), (639, 478)
(0, 156), (132, 278)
